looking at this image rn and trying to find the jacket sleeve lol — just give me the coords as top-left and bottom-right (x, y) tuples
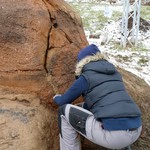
(54, 76), (88, 106)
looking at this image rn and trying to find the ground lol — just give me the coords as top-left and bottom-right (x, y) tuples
(67, 1), (150, 86)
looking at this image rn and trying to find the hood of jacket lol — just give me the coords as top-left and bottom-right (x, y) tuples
(75, 53), (116, 76)
(77, 44), (100, 62)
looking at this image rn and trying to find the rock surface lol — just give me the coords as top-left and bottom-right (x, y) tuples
(0, 93), (53, 150)
(0, 0), (87, 150)
(0, 0), (88, 102)
(0, 0), (149, 150)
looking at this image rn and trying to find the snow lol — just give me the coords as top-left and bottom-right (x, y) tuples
(83, 4), (150, 86)
(87, 21), (150, 85)
(66, 1), (150, 86)
(88, 38), (150, 86)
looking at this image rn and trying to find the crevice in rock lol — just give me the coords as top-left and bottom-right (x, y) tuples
(60, 28), (73, 44)
(42, 0), (53, 74)
(42, 0), (74, 74)
(57, 10), (74, 44)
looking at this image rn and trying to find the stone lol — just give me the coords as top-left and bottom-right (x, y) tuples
(0, 0), (149, 150)
(0, 0), (87, 149)
(0, 0), (88, 102)
(0, 93), (54, 150)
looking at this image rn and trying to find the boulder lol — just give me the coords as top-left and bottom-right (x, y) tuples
(0, 93), (53, 150)
(0, 0), (87, 149)
(0, 0), (88, 103)
(0, 0), (149, 150)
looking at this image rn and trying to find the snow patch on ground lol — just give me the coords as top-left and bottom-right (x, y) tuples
(86, 20), (150, 86)
(67, 1), (150, 86)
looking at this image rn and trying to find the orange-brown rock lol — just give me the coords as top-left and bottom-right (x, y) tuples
(0, 0), (87, 149)
(0, 93), (53, 150)
(0, 0), (88, 102)
(0, 0), (149, 150)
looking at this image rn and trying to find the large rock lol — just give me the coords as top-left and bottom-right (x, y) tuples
(0, 0), (88, 101)
(0, 0), (149, 150)
(0, 93), (53, 150)
(0, 0), (87, 150)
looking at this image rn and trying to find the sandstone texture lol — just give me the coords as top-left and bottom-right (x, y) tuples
(0, 0), (149, 150)
(0, 93), (53, 150)
(0, 0), (87, 149)
(0, 0), (88, 100)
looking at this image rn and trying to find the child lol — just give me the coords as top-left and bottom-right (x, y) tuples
(53, 44), (142, 150)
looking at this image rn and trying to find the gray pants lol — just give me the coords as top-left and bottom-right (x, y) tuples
(58, 104), (142, 150)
